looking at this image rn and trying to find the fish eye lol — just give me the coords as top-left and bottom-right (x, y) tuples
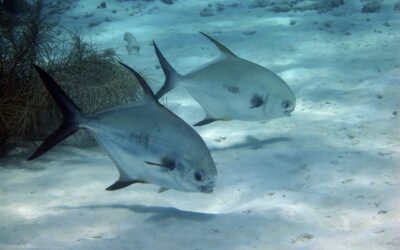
(194, 171), (203, 182)
(250, 94), (264, 108)
(281, 100), (292, 110)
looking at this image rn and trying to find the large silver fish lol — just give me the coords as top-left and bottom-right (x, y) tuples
(29, 64), (217, 193)
(154, 32), (296, 126)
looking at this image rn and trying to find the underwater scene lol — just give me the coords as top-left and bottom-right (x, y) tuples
(0, 0), (399, 249)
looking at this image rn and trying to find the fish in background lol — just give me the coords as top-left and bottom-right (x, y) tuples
(154, 32), (296, 126)
(29, 64), (217, 194)
(124, 32), (140, 55)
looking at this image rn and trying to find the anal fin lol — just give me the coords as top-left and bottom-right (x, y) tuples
(106, 179), (146, 191)
(194, 116), (232, 126)
(158, 187), (169, 193)
(193, 118), (219, 126)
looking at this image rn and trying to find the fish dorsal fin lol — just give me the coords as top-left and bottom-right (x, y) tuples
(106, 179), (146, 191)
(119, 62), (157, 102)
(199, 32), (237, 58)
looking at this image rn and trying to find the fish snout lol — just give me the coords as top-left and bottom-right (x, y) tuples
(281, 99), (295, 116)
(199, 176), (216, 194)
(284, 109), (293, 116)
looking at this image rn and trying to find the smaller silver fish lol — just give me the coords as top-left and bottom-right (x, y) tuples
(154, 32), (296, 126)
(29, 64), (217, 194)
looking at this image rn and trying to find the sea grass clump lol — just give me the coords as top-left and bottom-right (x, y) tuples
(0, 0), (141, 157)
(0, 0), (55, 155)
(33, 33), (142, 139)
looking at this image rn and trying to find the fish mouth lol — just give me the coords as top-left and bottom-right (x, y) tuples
(284, 110), (292, 116)
(200, 185), (214, 194)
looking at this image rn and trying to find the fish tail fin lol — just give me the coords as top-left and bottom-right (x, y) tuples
(28, 65), (86, 160)
(153, 41), (182, 100)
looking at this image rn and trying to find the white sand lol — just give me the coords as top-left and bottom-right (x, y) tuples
(1, 0), (399, 249)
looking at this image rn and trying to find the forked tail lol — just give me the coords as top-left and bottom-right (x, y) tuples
(153, 41), (183, 100)
(28, 65), (85, 160)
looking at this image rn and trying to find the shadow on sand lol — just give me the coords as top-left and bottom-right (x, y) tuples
(211, 136), (291, 151)
(56, 203), (216, 222)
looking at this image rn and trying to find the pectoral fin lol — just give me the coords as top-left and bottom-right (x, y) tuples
(144, 158), (175, 171)
(106, 179), (146, 191)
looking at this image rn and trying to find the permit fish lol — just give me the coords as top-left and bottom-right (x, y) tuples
(154, 32), (296, 126)
(29, 64), (217, 193)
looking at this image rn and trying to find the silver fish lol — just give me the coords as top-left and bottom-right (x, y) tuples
(154, 32), (296, 126)
(29, 64), (217, 193)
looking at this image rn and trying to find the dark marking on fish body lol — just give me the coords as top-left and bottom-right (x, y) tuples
(130, 133), (150, 148)
(223, 84), (240, 94)
(250, 94), (264, 108)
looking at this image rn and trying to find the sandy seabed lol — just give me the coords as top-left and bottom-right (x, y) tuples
(1, 0), (399, 249)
